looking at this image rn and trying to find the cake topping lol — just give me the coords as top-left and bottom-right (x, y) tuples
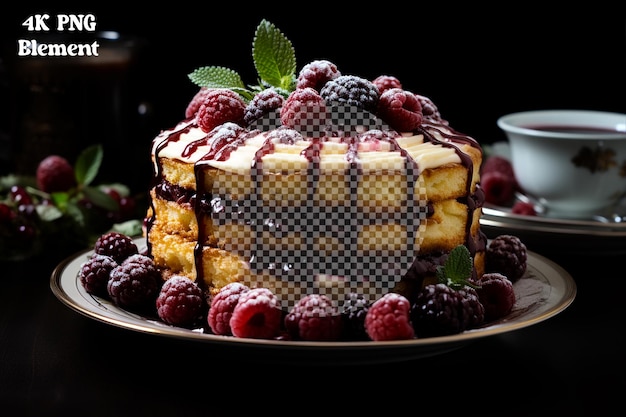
(296, 59), (341, 91)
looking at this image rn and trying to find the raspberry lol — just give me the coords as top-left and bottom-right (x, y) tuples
(284, 293), (343, 341)
(296, 60), (341, 91)
(364, 293), (414, 341)
(481, 170), (516, 206)
(207, 282), (250, 335)
(341, 293), (371, 341)
(78, 254), (118, 297)
(156, 275), (206, 328)
(280, 87), (327, 132)
(107, 254), (162, 313)
(485, 234), (527, 282)
(416, 94), (448, 125)
(196, 89), (246, 132)
(229, 287), (282, 339)
(243, 88), (284, 126)
(481, 155), (518, 197)
(511, 201), (537, 216)
(320, 75), (379, 112)
(185, 87), (212, 119)
(93, 232), (138, 264)
(473, 273), (516, 321)
(371, 75), (402, 94)
(265, 127), (303, 145)
(411, 283), (484, 337)
(36, 155), (76, 193)
(376, 88), (423, 132)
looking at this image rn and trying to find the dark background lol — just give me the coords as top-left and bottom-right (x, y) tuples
(1, 6), (625, 193)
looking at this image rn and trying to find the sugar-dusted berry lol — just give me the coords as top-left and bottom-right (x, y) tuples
(79, 254), (118, 297)
(243, 88), (284, 126)
(416, 94), (448, 125)
(296, 60), (341, 91)
(280, 87), (327, 132)
(320, 75), (379, 112)
(376, 88), (423, 132)
(207, 282), (250, 335)
(371, 75), (402, 94)
(229, 287), (282, 339)
(196, 89), (246, 132)
(284, 293), (343, 341)
(156, 275), (206, 328)
(185, 87), (212, 119)
(93, 232), (138, 264)
(365, 293), (414, 341)
(341, 293), (371, 341)
(107, 254), (161, 313)
(485, 234), (527, 282)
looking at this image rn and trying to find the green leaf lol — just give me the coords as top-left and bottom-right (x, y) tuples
(82, 185), (119, 212)
(112, 219), (143, 237)
(74, 144), (103, 186)
(436, 245), (474, 288)
(252, 19), (296, 91)
(188, 66), (247, 90)
(36, 203), (64, 222)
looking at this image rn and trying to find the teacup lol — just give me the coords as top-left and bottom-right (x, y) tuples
(497, 109), (626, 218)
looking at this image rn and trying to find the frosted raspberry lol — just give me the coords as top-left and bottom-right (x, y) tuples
(296, 60), (341, 91)
(79, 254), (118, 297)
(185, 87), (212, 119)
(196, 89), (246, 132)
(485, 234), (527, 282)
(156, 275), (206, 328)
(481, 170), (516, 206)
(365, 293), (415, 341)
(207, 282), (250, 335)
(376, 88), (423, 132)
(320, 75), (379, 111)
(229, 287), (282, 339)
(93, 232), (138, 264)
(243, 88), (284, 126)
(372, 75), (402, 94)
(416, 94), (448, 125)
(36, 155), (76, 193)
(284, 293), (343, 341)
(265, 127), (303, 145)
(473, 272), (516, 321)
(280, 87), (327, 132)
(107, 254), (161, 312)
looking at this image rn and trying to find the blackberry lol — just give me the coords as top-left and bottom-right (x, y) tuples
(371, 75), (402, 94)
(485, 234), (527, 282)
(207, 282), (250, 335)
(196, 89), (246, 132)
(474, 272), (516, 321)
(78, 254), (118, 297)
(229, 288), (282, 339)
(341, 293), (371, 341)
(365, 293), (415, 341)
(320, 75), (380, 112)
(93, 232), (138, 264)
(296, 60), (341, 91)
(411, 283), (484, 337)
(284, 294), (343, 341)
(156, 275), (206, 328)
(243, 88), (284, 126)
(107, 254), (162, 313)
(376, 88), (423, 132)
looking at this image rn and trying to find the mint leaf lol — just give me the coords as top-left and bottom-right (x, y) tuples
(82, 185), (119, 211)
(436, 245), (474, 289)
(75, 144), (103, 186)
(252, 19), (296, 92)
(188, 66), (246, 90)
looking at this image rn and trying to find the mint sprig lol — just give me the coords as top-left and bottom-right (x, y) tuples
(435, 245), (478, 290)
(187, 19), (297, 102)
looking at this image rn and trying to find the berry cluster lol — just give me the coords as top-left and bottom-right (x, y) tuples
(481, 155), (538, 216)
(185, 59), (446, 136)
(79, 231), (526, 342)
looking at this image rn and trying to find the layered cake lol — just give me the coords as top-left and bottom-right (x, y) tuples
(145, 21), (486, 308)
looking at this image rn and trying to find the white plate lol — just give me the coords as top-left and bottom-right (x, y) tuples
(50, 239), (576, 364)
